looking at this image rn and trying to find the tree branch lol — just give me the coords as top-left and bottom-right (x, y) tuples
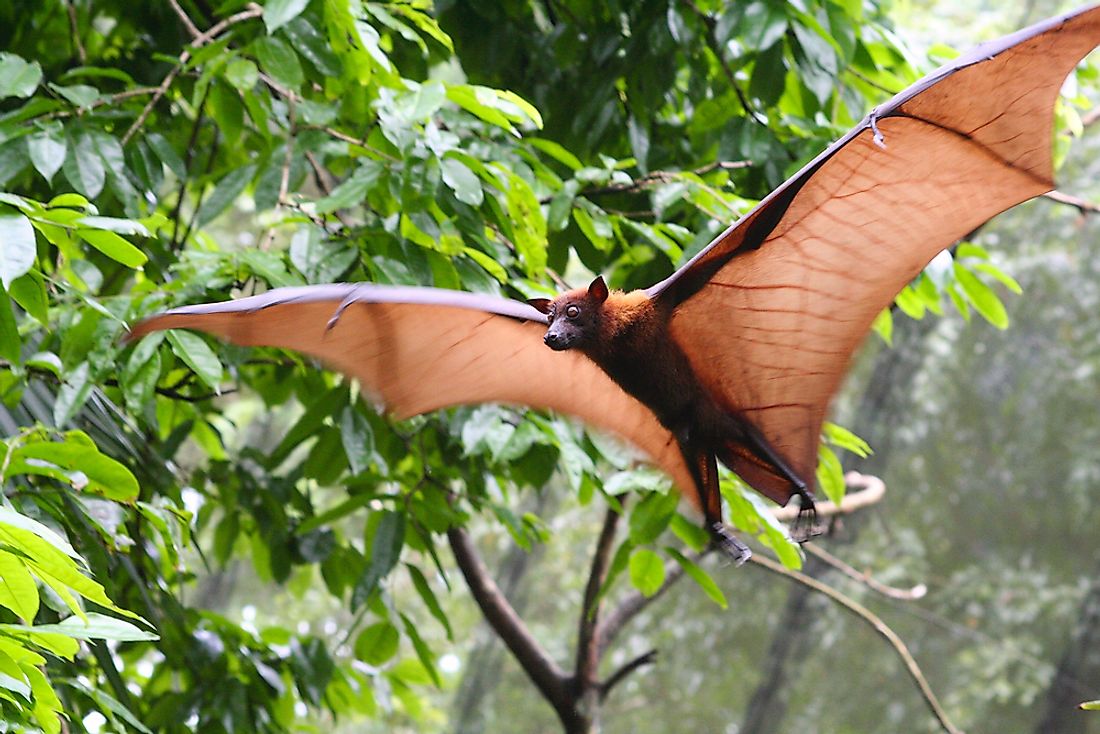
(574, 502), (623, 687)
(748, 554), (962, 734)
(772, 471), (885, 522)
(1042, 189), (1100, 215)
(597, 550), (700, 658)
(600, 649), (657, 699)
(122, 3), (263, 145)
(447, 526), (572, 718)
(803, 543), (927, 601)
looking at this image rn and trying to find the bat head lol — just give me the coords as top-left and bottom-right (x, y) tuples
(529, 276), (608, 352)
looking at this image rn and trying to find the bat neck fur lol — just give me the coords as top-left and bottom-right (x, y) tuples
(595, 289), (653, 341)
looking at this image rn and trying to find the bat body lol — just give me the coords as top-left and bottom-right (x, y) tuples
(129, 5), (1100, 559)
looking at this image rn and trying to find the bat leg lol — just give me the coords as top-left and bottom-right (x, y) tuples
(678, 433), (751, 566)
(735, 418), (821, 542)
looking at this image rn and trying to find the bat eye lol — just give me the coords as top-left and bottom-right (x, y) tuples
(566, 305), (581, 319)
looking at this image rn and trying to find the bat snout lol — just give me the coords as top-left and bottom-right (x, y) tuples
(544, 331), (572, 351)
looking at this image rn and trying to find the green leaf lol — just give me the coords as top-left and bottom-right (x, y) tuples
(665, 548), (727, 608)
(823, 423), (872, 458)
(0, 551), (39, 622)
(0, 213), (35, 289)
(0, 289), (18, 364)
(0, 54), (42, 99)
(9, 272), (47, 326)
(815, 445), (845, 506)
(63, 133), (106, 198)
(441, 157), (483, 206)
(354, 621), (399, 666)
(54, 361), (92, 426)
(14, 440), (140, 502)
(871, 307), (893, 345)
(628, 548), (665, 597)
(0, 507), (81, 560)
(629, 491), (678, 544)
(406, 564), (453, 640)
(195, 164), (256, 227)
(1080, 699), (1100, 711)
(29, 613), (157, 642)
(166, 330), (223, 389)
(953, 263), (1008, 329)
(76, 229), (147, 268)
(263, 0), (309, 33)
(400, 612), (441, 686)
(254, 36), (304, 88)
(352, 511), (405, 608)
(27, 130), (66, 183)
(224, 58), (259, 91)
(48, 83), (99, 109)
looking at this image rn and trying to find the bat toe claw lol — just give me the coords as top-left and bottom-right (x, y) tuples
(710, 523), (752, 566)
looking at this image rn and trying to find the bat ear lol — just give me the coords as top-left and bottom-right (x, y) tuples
(527, 298), (552, 314)
(588, 276), (609, 303)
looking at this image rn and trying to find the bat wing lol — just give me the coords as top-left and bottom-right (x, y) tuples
(648, 5), (1100, 504)
(129, 284), (698, 510)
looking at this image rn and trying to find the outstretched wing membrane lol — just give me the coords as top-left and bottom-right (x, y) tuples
(651, 5), (1100, 503)
(130, 284), (697, 510)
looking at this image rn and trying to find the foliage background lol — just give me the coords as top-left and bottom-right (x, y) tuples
(0, 0), (1098, 732)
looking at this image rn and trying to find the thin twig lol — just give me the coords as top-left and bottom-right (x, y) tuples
(65, 0), (86, 64)
(121, 4), (263, 145)
(169, 0), (203, 40)
(749, 554), (962, 734)
(600, 649), (657, 699)
(804, 543), (927, 601)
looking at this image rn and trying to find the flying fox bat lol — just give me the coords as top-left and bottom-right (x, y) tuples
(129, 6), (1100, 562)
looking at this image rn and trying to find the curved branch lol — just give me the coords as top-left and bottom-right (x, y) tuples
(1043, 189), (1100, 215)
(447, 526), (572, 717)
(748, 554), (962, 734)
(804, 543), (927, 601)
(772, 471), (885, 522)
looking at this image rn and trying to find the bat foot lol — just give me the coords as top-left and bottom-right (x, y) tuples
(789, 494), (822, 543)
(709, 523), (752, 566)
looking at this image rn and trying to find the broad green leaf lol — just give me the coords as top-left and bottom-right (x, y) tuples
(166, 330), (223, 389)
(1081, 700), (1100, 711)
(27, 130), (66, 183)
(63, 133), (105, 198)
(15, 440), (140, 502)
(263, 0), (309, 33)
(0, 213), (35, 289)
(0, 54), (42, 99)
(628, 548), (665, 597)
(58, 680), (152, 734)
(23, 664), (62, 734)
(195, 164), (256, 227)
(48, 83), (99, 109)
(9, 272), (48, 325)
(462, 247), (507, 283)
(354, 621), (399, 666)
(0, 551), (38, 622)
(440, 157), (483, 206)
(665, 548), (727, 608)
(76, 215), (151, 236)
(225, 58), (260, 91)
(0, 507), (81, 560)
(254, 36), (304, 88)
(0, 626), (79, 659)
(629, 490), (678, 544)
(76, 229), (147, 268)
(31, 613), (157, 642)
